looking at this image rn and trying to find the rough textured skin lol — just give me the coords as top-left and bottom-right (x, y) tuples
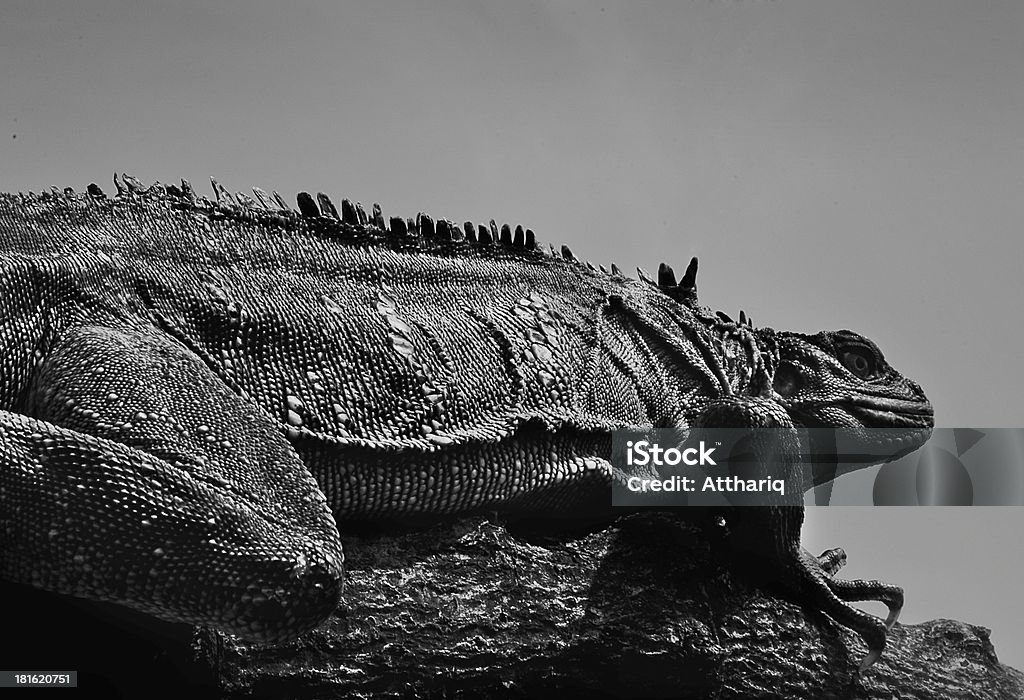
(0, 177), (932, 664)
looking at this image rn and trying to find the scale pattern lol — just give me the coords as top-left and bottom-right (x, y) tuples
(0, 177), (932, 666)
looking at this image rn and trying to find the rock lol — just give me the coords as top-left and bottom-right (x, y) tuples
(189, 514), (1024, 699)
(4, 511), (1019, 698)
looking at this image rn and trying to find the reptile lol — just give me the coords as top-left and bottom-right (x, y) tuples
(0, 175), (933, 670)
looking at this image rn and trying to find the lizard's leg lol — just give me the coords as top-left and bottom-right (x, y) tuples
(692, 397), (897, 671)
(2, 322), (343, 641)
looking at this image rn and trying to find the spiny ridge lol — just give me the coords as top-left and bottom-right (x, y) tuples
(680, 257), (698, 289)
(341, 199), (359, 224)
(372, 203), (386, 230)
(272, 191), (290, 211)
(122, 173), (146, 194)
(56, 175), (616, 271)
(654, 257), (700, 306)
(418, 214), (435, 239)
(296, 192), (320, 218)
(317, 193), (340, 220)
(658, 263), (677, 287)
(251, 187), (275, 210)
(210, 177), (236, 206)
(234, 191), (257, 209)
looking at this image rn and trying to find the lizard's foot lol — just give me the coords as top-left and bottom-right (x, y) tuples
(792, 547), (901, 671)
(810, 547), (903, 628)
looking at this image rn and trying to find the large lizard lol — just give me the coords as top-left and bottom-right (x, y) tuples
(0, 176), (932, 669)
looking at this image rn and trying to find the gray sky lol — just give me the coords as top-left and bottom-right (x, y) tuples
(2, 0), (1022, 672)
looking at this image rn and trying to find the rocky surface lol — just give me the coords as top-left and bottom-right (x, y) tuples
(189, 513), (1023, 699)
(5, 512), (1020, 698)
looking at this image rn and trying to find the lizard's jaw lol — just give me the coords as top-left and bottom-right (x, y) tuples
(788, 400), (934, 464)
(791, 394), (934, 430)
(837, 392), (935, 432)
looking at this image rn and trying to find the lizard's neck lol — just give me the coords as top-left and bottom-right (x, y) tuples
(599, 291), (780, 430)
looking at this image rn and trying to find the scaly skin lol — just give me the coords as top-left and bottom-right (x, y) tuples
(0, 176), (932, 667)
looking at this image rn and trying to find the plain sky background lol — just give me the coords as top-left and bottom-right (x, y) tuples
(2, 0), (1022, 673)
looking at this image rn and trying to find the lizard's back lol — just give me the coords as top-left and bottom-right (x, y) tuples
(0, 186), (734, 519)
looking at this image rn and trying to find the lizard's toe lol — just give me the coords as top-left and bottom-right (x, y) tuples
(816, 547), (847, 576)
(823, 575), (904, 629)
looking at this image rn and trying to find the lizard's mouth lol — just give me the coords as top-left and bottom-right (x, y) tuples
(792, 408), (933, 484)
(783, 392), (934, 431)
(845, 395), (935, 424)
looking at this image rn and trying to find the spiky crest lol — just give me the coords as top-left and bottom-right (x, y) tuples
(28, 175), (722, 315)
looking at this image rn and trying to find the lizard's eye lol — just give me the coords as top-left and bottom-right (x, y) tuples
(773, 362), (802, 397)
(840, 347), (876, 378)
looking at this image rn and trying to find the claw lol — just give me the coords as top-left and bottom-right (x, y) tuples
(858, 647), (883, 673)
(884, 610), (900, 629)
(884, 596), (903, 629)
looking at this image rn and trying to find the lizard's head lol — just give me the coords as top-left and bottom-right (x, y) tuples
(770, 329), (933, 453)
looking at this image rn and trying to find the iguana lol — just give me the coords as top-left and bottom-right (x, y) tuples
(0, 176), (932, 671)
